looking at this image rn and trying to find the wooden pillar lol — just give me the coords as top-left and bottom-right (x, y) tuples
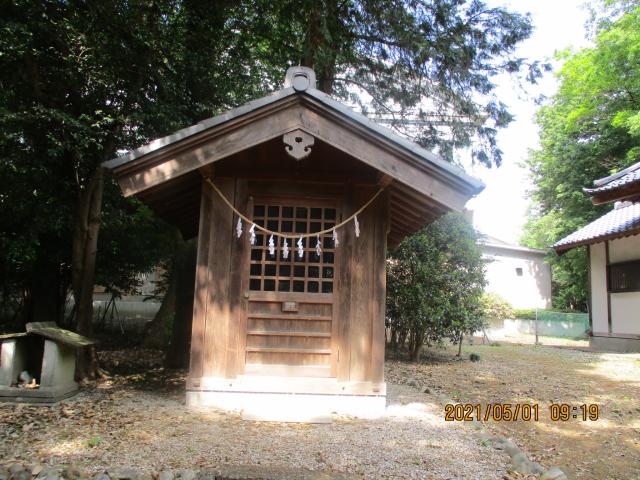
(348, 185), (375, 382)
(336, 183), (353, 382)
(225, 179), (249, 378)
(370, 191), (388, 384)
(336, 185), (389, 385)
(188, 176), (238, 381)
(188, 178), (214, 380)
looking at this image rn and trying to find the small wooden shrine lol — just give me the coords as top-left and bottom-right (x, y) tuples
(104, 67), (483, 418)
(0, 322), (94, 403)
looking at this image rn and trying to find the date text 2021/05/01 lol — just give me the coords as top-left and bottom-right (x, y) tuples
(444, 403), (600, 422)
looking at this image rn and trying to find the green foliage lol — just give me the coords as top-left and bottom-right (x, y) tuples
(523, 1), (640, 310)
(272, 0), (542, 166)
(0, 1), (288, 320)
(513, 309), (536, 320)
(0, 0), (539, 325)
(386, 213), (486, 359)
(480, 293), (513, 322)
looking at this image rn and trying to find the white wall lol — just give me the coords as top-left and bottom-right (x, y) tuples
(590, 236), (640, 336)
(482, 246), (552, 309)
(609, 236), (640, 335)
(590, 242), (608, 334)
(609, 235), (640, 263)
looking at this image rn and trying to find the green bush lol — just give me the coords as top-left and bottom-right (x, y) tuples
(513, 309), (536, 320)
(386, 213), (486, 360)
(480, 293), (513, 321)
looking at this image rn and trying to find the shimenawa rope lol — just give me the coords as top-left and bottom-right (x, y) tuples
(205, 178), (383, 239)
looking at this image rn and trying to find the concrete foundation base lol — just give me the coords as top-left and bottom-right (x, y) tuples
(0, 384), (78, 404)
(186, 389), (386, 420)
(590, 335), (640, 353)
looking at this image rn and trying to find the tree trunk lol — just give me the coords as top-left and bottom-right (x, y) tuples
(71, 165), (105, 380)
(142, 230), (184, 350)
(166, 238), (197, 368)
(142, 268), (176, 350)
(457, 333), (463, 357)
(389, 326), (398, 351)
(411, 341), (423, 362)
(409, 327), (424, 361)
(302, 0), (338, 94)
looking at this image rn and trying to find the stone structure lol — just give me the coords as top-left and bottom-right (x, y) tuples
(0, 322), (94, 403)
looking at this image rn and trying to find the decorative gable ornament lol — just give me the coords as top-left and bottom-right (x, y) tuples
(283, 129), (315, 160)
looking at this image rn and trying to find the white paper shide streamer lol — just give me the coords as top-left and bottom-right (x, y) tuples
(249, 223), (256, 245)
(297, 237), (304, 258)
(236, 218), (243, 239)
(268, 235), (275, 256)
(207, 178), (384, 255)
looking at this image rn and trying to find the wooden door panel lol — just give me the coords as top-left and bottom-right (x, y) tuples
(243, 200), (338, 377)
(246, 333), (331, 350)
(247, 318), (331, 334)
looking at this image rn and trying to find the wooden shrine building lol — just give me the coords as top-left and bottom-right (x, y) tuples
(105, 67), (483, 418)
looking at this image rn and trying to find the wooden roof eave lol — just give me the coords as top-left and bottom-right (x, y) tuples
(588, 185), (640, 205)
(104, 90), (483, 215)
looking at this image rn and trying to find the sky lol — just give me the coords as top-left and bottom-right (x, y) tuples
(464, 0), (592, 244)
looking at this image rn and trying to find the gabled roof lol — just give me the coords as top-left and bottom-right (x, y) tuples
(583, 162), (640, 205)
(104, 89), (481, 191)
(478, 233), (547, 255)
(0, 322), (95, 348)
(553, 202), (640, 253)
(103, 67), (483, 243)
(104, 72), (482, 194)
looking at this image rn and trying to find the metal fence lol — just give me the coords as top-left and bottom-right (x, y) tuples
(487, 310), (589, 339)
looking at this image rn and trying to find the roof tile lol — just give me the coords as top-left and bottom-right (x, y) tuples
(584, 162), (640, 195)
(553, 202), (640, 251)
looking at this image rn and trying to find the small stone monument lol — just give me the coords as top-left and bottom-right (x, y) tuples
(0, 322), (94, 403)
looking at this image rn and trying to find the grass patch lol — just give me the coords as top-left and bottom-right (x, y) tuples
(87, 436), (102, 448)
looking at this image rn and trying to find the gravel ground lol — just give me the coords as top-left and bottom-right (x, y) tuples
(389, 343), (640, 480)
(0, 362), (509, 480)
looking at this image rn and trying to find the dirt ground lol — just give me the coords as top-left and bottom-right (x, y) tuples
(0, 350), (508, 480)
(1, 344), (638, 479)
(387, 340), (640, 480)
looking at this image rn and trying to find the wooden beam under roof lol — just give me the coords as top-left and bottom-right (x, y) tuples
(108, 98), (480, 213)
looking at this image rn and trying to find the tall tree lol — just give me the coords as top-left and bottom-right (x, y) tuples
(0, 0), (286, 373)
(269, 0), (542, 166)
(1, 0), (539, 374)
(523, 1), (640, 310)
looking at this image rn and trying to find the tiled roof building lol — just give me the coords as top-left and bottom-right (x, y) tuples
(553, 161), (640, 352)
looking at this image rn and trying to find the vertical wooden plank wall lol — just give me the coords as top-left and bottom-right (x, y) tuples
(190, 177), (388, 387)
(338, 185), (389, 385)
(189, 177), (244, 381)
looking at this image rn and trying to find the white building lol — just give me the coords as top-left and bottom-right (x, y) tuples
(554, 162), (640, 352)
(479, 235), (552, 310)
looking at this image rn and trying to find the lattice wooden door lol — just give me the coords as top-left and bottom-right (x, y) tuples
(244, 200), (338, 378)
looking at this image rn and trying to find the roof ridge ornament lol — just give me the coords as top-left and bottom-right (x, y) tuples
(284, 66), (316, 91)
